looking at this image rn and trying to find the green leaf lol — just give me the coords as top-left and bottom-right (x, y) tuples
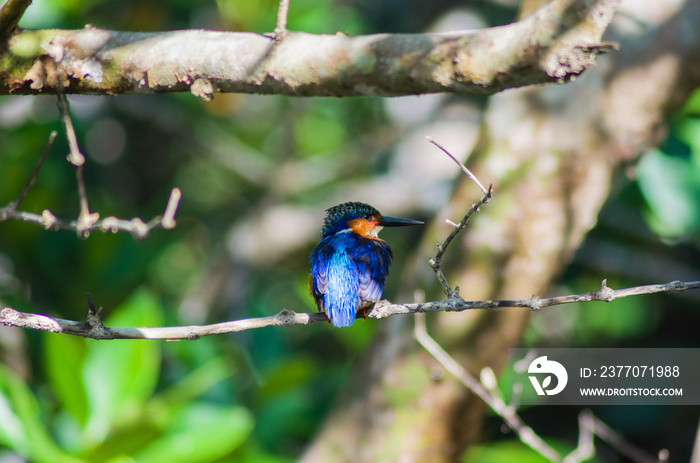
(637, 148), (699, 236)
(294, 105), (346, 156)
(462, 439), (605, 463)
(82, 288), (163, 445)
(461, 440), (554, 463)
(0, 364), (80, 463)
(131, 402), (254, 463)
(229, 442), (296, 463)
(44, 333), (89, 425)
(159, 355), (234, 407)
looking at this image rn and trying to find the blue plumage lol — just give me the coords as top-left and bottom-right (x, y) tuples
(310, 202), (422, 327)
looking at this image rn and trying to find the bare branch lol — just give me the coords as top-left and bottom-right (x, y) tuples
(0, 142), (181, 238)
(2, 130), (56, 214)
(2, 280), (697, 340)
(428, 186), (492, 297)
(0, 189), (181, 238)
(161, 187), (181, 230)
(691, 417), (700, 463)
(415, 318), (669, 463)
(427, 136), (493, 296)
(427, 136), (487, 194)
(0, 305), (326, 340)
(56, 94), (84, 167)
(0, 0), (32, 43)
(0, 92), (181, 238)
(55, 93), (99, 234)
(371, 279), (700, 316)
(564, 411), (596, 463)
(581, 411), (666, 463)
(273, 0), (290, 40)
(1, 0), (620, 97)
(414, 313), (563, 462)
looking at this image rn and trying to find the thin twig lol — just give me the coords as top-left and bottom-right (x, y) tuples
(2, 279), (697, 340)
(427, 136), (488, 194)
(564, 410), (596, 463)
(5, 131), (57, 212)
(585, 413), (664, 463)
(427, 136), (493, 296)
(0, 194), (180, 238)
(0, 104), (181, 239)
(429, 186), (492, 297)
(414, 313), (563, 462)
(273, 0), (290, 40)
(0, 165), (181, 239)
(691, 417), (700, 463)
(161, 187), (181, 229)
(0, 0), (32, 42)
(56, 93), (100, 235)
(56, 94), (84, 167)
(416, 321), (667, 463)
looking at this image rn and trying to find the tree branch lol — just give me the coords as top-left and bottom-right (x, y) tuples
(1, 130), (56, 213)
(578, 410), (667, 463)
(0, 104), (182, 239)
(415, 314), (668, 463)
(0, 187), (181, 238)
(427, 136), (492, 297)
(2, 279), (697, 340)
(273, 0), (291, 40)
(414, 313), (562, 462)
(1, 0), (620, 97)
(56, 93), (99, 233)
(0, 0), (32, 44)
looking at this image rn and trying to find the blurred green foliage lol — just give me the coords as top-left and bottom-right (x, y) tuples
(1, 290), (254, 462)
(1, 0), (700, 462)
(1, 0), (412, 459)
(460, 439), (605, 463)
(637, 88), (700, 238)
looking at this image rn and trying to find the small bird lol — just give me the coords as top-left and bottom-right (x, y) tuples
(310, 202), (423, 327)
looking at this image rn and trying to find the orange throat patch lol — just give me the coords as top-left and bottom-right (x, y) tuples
(348, 218), (383, 239)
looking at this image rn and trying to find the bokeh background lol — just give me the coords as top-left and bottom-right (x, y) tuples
(1, 0), (700, 461)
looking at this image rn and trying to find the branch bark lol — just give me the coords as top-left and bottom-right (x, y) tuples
(0, 0), (619, 97)
(1, 280), (697, 340)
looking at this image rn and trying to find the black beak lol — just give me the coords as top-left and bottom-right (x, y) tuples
(377, 216), (424, 227)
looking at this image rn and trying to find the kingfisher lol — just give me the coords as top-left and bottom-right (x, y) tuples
(309, 202), (423, 327)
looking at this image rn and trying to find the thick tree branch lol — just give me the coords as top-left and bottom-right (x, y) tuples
(2, 279), (697, 340)
(1, 0), (619, 97)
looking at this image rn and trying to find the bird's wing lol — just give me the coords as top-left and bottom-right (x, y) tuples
(349, 239), (393, 306)
(309, 241), (332, 307)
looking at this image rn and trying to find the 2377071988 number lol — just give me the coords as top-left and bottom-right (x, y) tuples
(599, 365), (680, 378)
